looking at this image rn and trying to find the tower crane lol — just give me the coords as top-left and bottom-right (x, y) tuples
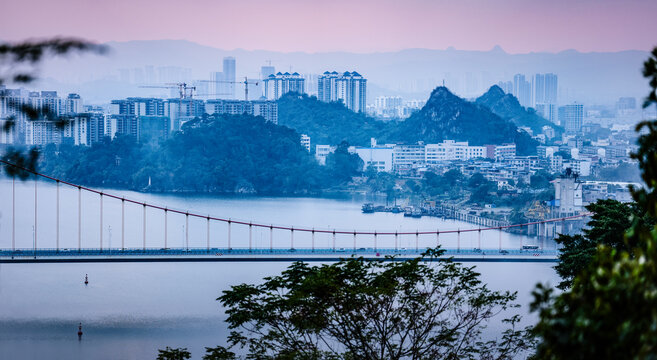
(138, 82), (196, 100)
(199, 77), (259, 101)
(138, 82), (197, 123)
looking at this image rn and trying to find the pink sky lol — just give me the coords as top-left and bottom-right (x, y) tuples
(2, 0), (656, 53)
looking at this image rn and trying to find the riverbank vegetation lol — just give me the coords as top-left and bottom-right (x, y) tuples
(37, 114), (363, 195)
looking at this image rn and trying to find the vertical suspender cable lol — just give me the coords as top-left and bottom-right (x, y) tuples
(100, 193), (103, 251)
(56, 180), (60, 252)
(12, 176), (15, 252)
(415, 231), (419, 252)
(249, 223), (253, 252)
(477, 228), (481, 250)
(122, 199), (125, 251)
(143, 204), (147, 250)
(457, 229), (460, 253)
(227, 220), (231, 250)
(34, 176), (37, 254)
(207, 216), (210, 251)
(163, 208), (167, 250)
(185, 213), (189, 251)
(78, 186), (81, 252)
(269, 225), (273, 252)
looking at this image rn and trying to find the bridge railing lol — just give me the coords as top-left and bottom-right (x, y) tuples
(0, 247), (558, 258)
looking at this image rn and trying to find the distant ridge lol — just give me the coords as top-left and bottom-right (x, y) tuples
(475, 85), (562, 134)
(32, 39), (649, 104)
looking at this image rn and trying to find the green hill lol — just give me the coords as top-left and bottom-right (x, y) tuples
(388, 86), (537, 154)
(475, 85), (562, 135)
(277, 92), (390, 147)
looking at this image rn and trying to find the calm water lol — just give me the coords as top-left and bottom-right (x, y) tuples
(0, 179), (560, 359)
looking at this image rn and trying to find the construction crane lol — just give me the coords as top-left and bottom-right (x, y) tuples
(138, 82), (197, 123)
(199, 77), (259, 101)
(139, 82), (196, 100)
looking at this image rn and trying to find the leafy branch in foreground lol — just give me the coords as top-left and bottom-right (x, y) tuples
(208, 248), (533, 360)
(0, 37), (106, 176)
(529, 45), (657, 359)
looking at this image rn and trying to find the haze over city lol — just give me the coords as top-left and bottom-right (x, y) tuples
(2, 0), (657, 53)
(2, 0), (657, 359)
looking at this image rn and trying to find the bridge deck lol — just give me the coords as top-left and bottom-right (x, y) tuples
(0, 248), (557, 263)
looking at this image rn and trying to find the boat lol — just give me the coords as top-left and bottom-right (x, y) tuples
(403, 207), (414, 217)
(391, 205), (403, 213)
(522, 245), (539, 250)
(362, 203), (375, 213)
(411, 208), (423, 218)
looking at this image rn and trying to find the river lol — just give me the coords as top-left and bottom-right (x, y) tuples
(0, 179), (560, 359)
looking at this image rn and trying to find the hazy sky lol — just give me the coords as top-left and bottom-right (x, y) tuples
(2, 0), (656, 53)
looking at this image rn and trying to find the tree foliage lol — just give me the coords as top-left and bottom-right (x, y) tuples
(530, 45), (657, 359)
(156, 347), (191, 360)
(0, 37), (105, 175)
(213, 249), (533, 360)
(325, 141), (363, 184)
(553, 199), (651, 290)
(38, 114), (348, 194)
(277, 92), (390, 146)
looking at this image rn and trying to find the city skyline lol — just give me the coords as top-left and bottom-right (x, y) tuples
(2, 0), (657, 54)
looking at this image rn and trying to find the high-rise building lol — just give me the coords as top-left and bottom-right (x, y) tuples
(204, 99), (278, 124)
(535, 103), (558, 124)
(318, 71), (367, 113)
(261, 66), (275, 79)
(533, 73), (558, 106)
(544, 73), (558, 104)
(263, 72), (305, 100)
(513, 74), (531, 107)
(497, 81), (513, 94)
(223, 57), (236, 99)
(560, 104), (584, 134)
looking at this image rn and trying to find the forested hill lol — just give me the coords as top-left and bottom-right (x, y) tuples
(39, 114), (338, 194)
(475, 85), (562, 135)
(387, 86), (538, 155)
(277, 93), (390, 146)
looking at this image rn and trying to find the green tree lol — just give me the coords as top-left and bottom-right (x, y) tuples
(215, 249), (533, 359)
(530, 46), (657, 359)
(553, 199), (651, 290)
(157, 347), (191, 360)
(325, 141), (363, 184)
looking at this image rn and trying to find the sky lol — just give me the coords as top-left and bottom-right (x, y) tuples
(1, 0), (657, 53)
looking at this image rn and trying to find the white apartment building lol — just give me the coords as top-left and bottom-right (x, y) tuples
(486, 143), (516, 160)
(393, 144), (426, 171)
(263, 72), (305, 100)
(425, 140), (486, 164)
(318, 71), (367, 113)
(300, 134), (310, 152)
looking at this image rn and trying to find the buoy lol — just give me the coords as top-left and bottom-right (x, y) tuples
(84, 274), (88, 285)
(77, 323), (83, 340)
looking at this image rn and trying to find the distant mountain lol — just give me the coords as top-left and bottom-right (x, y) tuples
(389, 87), (537, 155)
(25, 39), (650, 104)
(475, 85), (562, 134)
(277, 93), (390, 147)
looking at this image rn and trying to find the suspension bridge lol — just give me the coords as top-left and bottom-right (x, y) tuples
(0, 160), (587, 263)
